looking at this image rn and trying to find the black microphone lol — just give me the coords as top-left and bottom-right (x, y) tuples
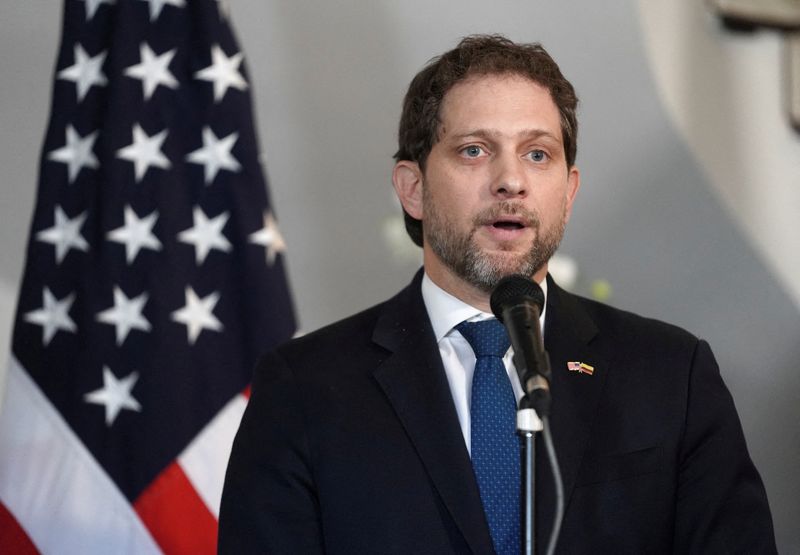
(490, 274), (551, 416)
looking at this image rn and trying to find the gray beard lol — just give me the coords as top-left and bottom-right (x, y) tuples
(424, 199), (566, 293)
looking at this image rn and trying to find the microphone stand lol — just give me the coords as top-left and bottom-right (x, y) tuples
(516, 394), (544, 555)
(516, 368), (563, 555)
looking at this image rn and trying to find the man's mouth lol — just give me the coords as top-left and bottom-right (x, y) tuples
(492, 219), (525, 231)
(475, 203), (539, 238)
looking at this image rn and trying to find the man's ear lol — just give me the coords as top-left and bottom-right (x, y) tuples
(392, 161), (423, 220)
(564, 165), (581, 223)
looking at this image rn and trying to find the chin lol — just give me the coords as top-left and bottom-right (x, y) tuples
(486, 250), (532, 270)
(479, 254), (537, 282)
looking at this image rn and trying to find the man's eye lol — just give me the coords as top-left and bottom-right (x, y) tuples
(461, 145), (484, 158)
(528, 150), (547, 162)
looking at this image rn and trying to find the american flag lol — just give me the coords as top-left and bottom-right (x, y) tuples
(0, 0), (296, 553)
(567, 361), (594, 375)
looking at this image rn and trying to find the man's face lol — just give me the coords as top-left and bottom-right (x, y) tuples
(394, 73), (580, 302)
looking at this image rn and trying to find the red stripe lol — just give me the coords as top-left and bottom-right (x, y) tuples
(134, 462), (217, 555)
(0, 501), (40, 555)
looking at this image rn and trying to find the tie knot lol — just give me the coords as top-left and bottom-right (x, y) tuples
(456, 319), (510, 358)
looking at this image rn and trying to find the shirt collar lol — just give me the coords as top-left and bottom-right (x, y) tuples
(421, 272), (548, 342)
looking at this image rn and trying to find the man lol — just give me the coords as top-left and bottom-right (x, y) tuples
(219, 35), (775, 554)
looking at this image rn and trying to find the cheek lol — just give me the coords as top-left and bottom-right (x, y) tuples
(534, 189), (569, 220)
(424, 173), (465, 207)
(423, 165), (489, 219)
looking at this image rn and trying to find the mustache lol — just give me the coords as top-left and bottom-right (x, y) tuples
(473, 201), (541, 228)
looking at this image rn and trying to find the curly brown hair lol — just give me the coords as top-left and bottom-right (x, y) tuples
(394, 34), (579, 247)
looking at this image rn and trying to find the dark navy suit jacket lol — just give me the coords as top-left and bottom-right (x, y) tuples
(219, 272), (776, 554)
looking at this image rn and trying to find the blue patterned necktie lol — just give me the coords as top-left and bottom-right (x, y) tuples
(457, 319), (521, 555)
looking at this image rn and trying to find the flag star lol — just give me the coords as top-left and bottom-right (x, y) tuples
(171, 287), (223, 345)
(194, 44), (248, 102)
(107, 205), (162, 264)
(24, 287), (77, 346)
(36, 206), (90, 264)
(124, 43), (178, 100)
(96, 286), (151, 345)
(80, 0), (115, 20)
(138, 0), (185, 21)
(47, 125), (100, 183)
(116, 123), (171, 182)
(178, 207), (232, 264)
(249, 211), (287, 266)
(84, 366), (141, 426)
(185, 126), (241, 184)
(57, 44), (108, 101)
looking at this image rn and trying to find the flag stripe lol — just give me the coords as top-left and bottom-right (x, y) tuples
(0, 357), (160, 554)
(178, 392), (248, 517)
(0, 500), (40, 555)
(134, 462), (217, 555)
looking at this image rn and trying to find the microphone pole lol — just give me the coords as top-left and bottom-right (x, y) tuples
(491, 275), (561, 555)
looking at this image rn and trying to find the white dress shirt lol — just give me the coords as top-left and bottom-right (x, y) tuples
(420, 273), (547, 455)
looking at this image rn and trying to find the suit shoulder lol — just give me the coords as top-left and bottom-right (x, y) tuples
(571, 292), (702, 352)
(556, 291), (715, 393)
(255, 293), (401, 384)
(280, 301), (387, 356)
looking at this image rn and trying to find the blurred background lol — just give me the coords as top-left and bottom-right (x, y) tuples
(1, 0), (798, 551)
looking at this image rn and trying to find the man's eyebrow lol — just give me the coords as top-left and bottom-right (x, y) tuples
(447, 128), (561, 143)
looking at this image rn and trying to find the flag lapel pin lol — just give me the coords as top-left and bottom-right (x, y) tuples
(567, 361), (595, 375)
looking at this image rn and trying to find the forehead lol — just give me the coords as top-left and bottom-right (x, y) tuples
(438, 74), (561, 141)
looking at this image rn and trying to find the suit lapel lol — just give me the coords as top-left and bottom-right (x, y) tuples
(372, 273), (494, 554)
(540, 276), (608, 526)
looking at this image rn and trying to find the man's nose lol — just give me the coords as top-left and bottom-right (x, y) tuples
(491, 153), (527, 198)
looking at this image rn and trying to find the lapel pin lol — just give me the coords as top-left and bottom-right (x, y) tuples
(567, 361), (595, 375)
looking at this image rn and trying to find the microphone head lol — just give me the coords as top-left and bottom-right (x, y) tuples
(490, 274), (545, 321)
